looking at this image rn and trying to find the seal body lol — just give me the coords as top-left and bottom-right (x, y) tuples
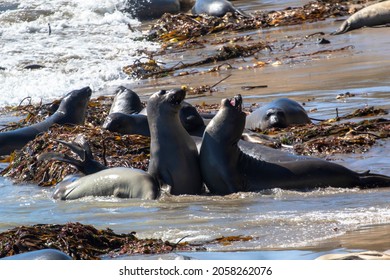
(192, 0), (247, 17)
(103, 101), (206, 137)
(200, 95), (390, 195)
(0, 87), (91, 156)
(53, 167), (159, 200)
(102, 113), (150, 137)
(122, 0), (180, 20)
(245, 98), (311, 130)
(333, 1), (390, 34)
(109, 86), (143, 115)
(147, 88), (203, 195)
(1, 249), (72, 260)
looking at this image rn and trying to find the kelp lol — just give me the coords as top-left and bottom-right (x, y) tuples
(0, 222), (200, 260)
(123, 41), (270, 79)
(149, 0), (353, 42)
(260, 107), (389, 156)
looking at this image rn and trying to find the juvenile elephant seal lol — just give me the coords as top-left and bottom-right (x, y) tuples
(103, 101), (206, 137)
(53, 167), (159, 200)
(102, 112), (150, 137)
(147, 88), (203, 195)
(1, 249), (72, 260)
(192, 0), (247, 17)
(109, 86), (143, 115)
(333, 1), (390, 34)
(245, 98), (311, 130)
(122, 0), (180, 20)
(200, 95), (390, 195)
(0, 87), (91, 156)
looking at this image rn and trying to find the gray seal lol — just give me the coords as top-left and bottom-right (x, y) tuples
(109, 86), (143, 115)
(333, 1), (390, 34)
(147, 88), (203, 195)
(245, 98), (311, 130)
(1, 249), (72, 260)
(200, 95), (390, 195)
(0, 87), (91, 156)
(191, 0), (247, 17)
(122, 0), (180, 20)
(52, 167), (159, 200)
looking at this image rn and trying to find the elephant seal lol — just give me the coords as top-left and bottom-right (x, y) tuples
(103, 101), (206, 137)
(200, 95), (390, 195)
(245, 98), (311, 131)
(102, 113), (150, 137)
(0, 87), (91, 156)
(122, 0), (180, 20)
(1, 249), (72, 260)
(333, 1), (390, 34)
(53, 167), (159, 200)
(147, 88), (203, 195)
(109, 86), (143, 115)
(192, 0), (247, 17)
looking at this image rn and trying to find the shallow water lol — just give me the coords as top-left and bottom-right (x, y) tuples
(0, 0), (390, 259)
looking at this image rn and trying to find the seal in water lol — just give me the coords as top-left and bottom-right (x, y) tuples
(245, 98), (311, 131)
(52, 167), (159, 200)
(147, 88), (203, 195)
(109, 86), (143, 115)
(200, 95), (390, 195)
(0, 87), (91, 156)
(122, 0), (180, 21)
(191, 0), (247, 17)
(332, 1), (390, 34)
(1, 249), (72, 260)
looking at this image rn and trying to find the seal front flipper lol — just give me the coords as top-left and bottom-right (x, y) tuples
(38, 134), (106, 175)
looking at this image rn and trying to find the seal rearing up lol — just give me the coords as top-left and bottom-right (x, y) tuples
(147, 88), (203, 195)
(0, 87), (91, 156)
(200, 95), (390, 195)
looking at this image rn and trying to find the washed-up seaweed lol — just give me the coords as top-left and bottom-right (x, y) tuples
(149, 0), (353, 42)
(260, 107), (389, 156)
(123, 41), (270, 79)
(0, 222), (201, 260)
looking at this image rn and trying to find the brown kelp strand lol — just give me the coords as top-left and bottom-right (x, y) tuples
(0, 222), (199, 260)
(123, 41), (270, 79)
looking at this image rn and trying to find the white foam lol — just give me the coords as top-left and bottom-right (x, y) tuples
(0, 0), (159, 107)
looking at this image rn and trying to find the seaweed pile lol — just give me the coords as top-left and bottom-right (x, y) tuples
(0, 222), (199, 260)
(122, 0), (369, 80)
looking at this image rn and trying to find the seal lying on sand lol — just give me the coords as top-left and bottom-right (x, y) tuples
(191, 0), (247, 17)
(333, 0), (390, 34)
(200, 95), (390, 195)
(245, 98), (311, 130)
(147, 88), (203, 195)
(0, 87), (91, 156)
(109, 86), (143, 115)
(1, 249), (72, 260)
(122, 0), (180, 20)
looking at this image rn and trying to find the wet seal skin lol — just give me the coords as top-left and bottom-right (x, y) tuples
(200, 94), (390, 195)
(0, 87), (91, 156)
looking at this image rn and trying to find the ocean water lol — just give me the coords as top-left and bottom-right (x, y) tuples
(0, 0), (390, 259)
(0, 0), (159, 107)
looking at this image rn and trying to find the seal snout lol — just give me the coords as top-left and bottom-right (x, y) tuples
(167, 88), (186, 105)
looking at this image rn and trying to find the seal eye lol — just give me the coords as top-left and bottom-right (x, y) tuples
(158, 90), (166, 95)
